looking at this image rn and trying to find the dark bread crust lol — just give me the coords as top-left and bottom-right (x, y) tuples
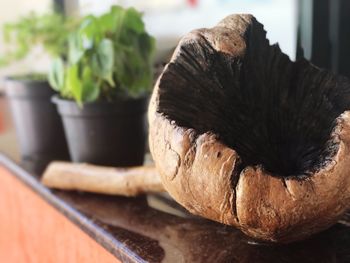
(236, 114), (350, 242)
(148, 14), (350, 242)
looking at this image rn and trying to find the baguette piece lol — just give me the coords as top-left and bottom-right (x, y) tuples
(148, 14), (350, 243)
(42, 162), (164, 196)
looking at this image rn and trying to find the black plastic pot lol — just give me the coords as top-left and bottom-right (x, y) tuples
(5, 78), (69, 161)
(52, 96), (148, 167)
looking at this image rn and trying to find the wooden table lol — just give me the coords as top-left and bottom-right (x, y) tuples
(0, 94), (350, 263)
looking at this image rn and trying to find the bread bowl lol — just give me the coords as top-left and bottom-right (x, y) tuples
(148, 14), (350, 243)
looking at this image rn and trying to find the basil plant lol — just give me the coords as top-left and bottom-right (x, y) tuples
(49, 6), (156, 105)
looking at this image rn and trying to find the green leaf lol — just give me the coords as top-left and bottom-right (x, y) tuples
(79, 16), (99, 49)
(48, 58), (65, 91)
(82, 81), (100, 102)
(99, 12), (117, 32)
(68, 33), (85, 64)
(123, 8), (145, 34)
(91, 38), (115, 86)
(113, 7), (126, 42)
(139, 33), (156, 59)
(81, 67), (100, 102)
(66, 64), (82, 105)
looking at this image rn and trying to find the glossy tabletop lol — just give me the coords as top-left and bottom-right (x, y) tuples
(0, 94), (349, 263)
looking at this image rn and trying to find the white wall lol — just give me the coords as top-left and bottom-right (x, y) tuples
(79, 0), (297, 60)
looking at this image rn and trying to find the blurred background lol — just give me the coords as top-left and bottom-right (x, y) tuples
(2, 0), (349, 84)
(1, 0), (350, 160)
(0, 0), (298, 85)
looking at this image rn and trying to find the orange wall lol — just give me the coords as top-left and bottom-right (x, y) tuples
(0, 166), (120, 263)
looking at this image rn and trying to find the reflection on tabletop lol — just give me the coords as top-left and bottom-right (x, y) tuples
(20, 157), (350, 263)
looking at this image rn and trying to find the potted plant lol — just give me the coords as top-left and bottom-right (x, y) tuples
(1, 11), (77, 161)
(50, 6), (155, 167)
